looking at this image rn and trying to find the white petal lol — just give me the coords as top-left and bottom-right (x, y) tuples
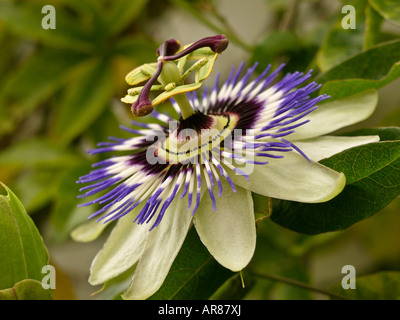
(89, 202), (150, 285)
(289, 89), (378, 141)
(193, 180), (256, 272)
(70, 217), (111, 243)
(294, 135), (380, 162)
(226, 151), (346, 203)
(122, 192), (202, 300)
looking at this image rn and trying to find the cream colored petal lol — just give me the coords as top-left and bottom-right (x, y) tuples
(89, 202), (150, 285)
(70, 217), (111, 243)
(194, 180), (256, 272)
(288, 89), (378, 140)
(122, 188), (205, 300)
(227, 151), (346, 203)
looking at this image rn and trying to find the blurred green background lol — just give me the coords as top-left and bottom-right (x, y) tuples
(0, 0), (399, 299)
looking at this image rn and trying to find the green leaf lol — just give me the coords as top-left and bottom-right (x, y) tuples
(0, 47), (87, 119)
(247, 220), (314, 299)
(317, 39), (400, 83)
(148, 227), (234, 300)
(364, 4), (384, 49)
(317, 40), (400, 101)
(65, 0), (106, 35)
(49, 164), (94, 243)
(341, 126), (400, 141)
(0, 279), (52, 300)
(13, 170), (61, 212)
(330, 271), (400, 299)
(112, 36), (157, 64)
(51, 58), (113, 145)
(252, 193), (270, 223)
(0, 1), (93, 51)
(0, 183), (49, 290)
(380, 107), (400, 126)
(104, 0), (149, 37)
(250, 31), (303, 71)
(319, 62), (400, 102)
(0, 138), (82, 169)
(369, 0), (400, 26)
(317, 0), (366, 71)
(271, 127), (400, 234)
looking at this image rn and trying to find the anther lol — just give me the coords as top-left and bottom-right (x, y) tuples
(132, 98), (154, 117)
(157, 39), (181, 57)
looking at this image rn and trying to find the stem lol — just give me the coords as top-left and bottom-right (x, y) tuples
(251, 270), (351, 300)
(279, 0), (300, 31)
(174, 93), (196, 119)
(239, 270), (245, 288)
(158, 61), (195, 119)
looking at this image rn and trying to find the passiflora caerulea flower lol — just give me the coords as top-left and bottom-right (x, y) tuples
(74, 35), (379, 299)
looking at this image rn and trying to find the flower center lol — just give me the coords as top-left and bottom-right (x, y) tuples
(156, 112), (239, 164)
